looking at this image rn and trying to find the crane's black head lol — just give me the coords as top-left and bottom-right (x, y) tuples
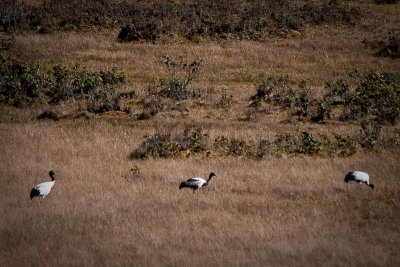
(369, 184), (375, 189)
(209, 172), (217, 178)
(49, 170), (55, 181)
(344, 172), (353, 183)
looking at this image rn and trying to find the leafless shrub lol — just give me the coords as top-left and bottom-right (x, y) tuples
(159, 56), (202, 100)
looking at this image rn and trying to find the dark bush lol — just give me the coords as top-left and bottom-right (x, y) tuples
(214, 136), (255, 157)
(0, 34), (15, 50)
(130, 125), (399, 159)
(374, 0), (399, 4)
(175, 128), (208, 153)
(0, 0), (359, 40)
(99, 68), (126, 85)
(311, 80), (349, 122)
(0, 55), (51, 106)
(37, 109), (60, 121)
(130, 128), (208, 159)
(130, 134), (179, 159)
(344, 70), (400, 124)
(333, 134), (359, 157)
(297, 131), (322, 155)
(249, 76), (295, 110)
(376, 34), (400, 58)
(0, 56), (129, 114)
(295, 81), (313, 117)
(357, 120), (382, 149)
(390, 128), (400, 146)
(118, 22), (161, 42)
(301, 0), (359, 26)
(50, 65), (103, 103)
(311, 99), (333, 123)
(272, 133), (298, 156)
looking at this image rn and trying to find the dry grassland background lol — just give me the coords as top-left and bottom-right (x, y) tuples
(1, 1), (400, 266)
(1, 122), (399, 266)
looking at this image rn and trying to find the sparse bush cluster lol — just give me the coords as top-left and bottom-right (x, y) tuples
(130, 127), (208, 159)
(0, 0), (359, 41)
(217, 89), (235, 109)
(159, 57), (202, 101)
(301, 0), (359, 26)
(249, 70), (400, 124)
(249, 76), (296, 110)
(0, 55), (131, 114)
(0, 55), (51, 106)
(130, 122), (398, 160)
(136, 56), (204, 120)
(343, 70), (400, 124)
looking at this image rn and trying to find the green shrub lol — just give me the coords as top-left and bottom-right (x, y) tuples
(0, 56), (129, 113)
(249, 76), (295, 110)
(333, 134), (359, 157)
(311, 99), (333, 122)
(357, 120), (382, 149)
(175, 128), (209, 153)
(297, 131), (322, 155)
(130, 128), (208, 159)
(0, 0), (359, 40)
(295, 81), (313, 117)
(301, 0), (359, 26)
(344, 70), (400, 124)
(0, 56), (51, 106)
(272, 133), (298, 156)
(214, 136), (255, 157)
(390, 128), (400, 146)
(130, 134), (179, 159)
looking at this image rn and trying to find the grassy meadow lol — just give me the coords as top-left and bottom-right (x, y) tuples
(1, 1), (400, 266)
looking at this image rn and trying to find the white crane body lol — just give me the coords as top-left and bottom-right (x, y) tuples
(179, 172), (216, 193)
(344, 171), (374, 189)
(30, 171), (56, 199)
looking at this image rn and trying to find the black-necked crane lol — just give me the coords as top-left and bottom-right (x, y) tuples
(179, 172), (217, 193)
(30, 171), (57, 199)
(344, 171), (374, 189)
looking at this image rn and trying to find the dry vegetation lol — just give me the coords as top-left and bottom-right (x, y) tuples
(1, 122), (400, 266)
(1, 0), (400, 266)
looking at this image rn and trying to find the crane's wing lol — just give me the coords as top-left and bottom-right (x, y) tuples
(186, 178), (202, 183)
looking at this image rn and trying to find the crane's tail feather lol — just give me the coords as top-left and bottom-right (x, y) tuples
(30, 188), (40, 199)
(179, 182), (187, 189)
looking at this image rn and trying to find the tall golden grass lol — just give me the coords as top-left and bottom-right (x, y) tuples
(9, 26), (400, 90)
(0, 122), (399, 266)
(1, 2), (400, 265)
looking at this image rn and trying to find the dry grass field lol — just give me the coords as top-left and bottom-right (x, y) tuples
(1, 1), (400, 266)
(1, 121), (399, 266)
